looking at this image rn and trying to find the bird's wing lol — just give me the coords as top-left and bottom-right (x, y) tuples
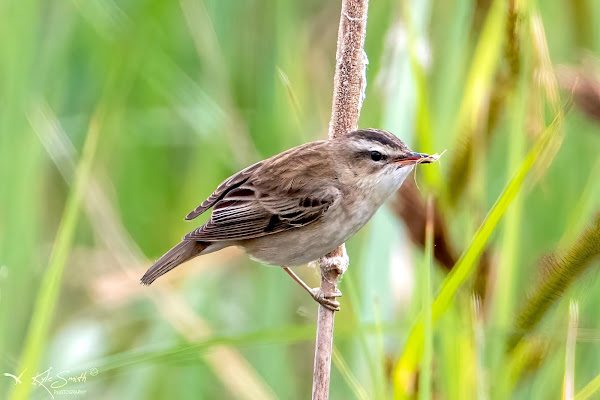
(185, 161), (264, 220)
(183, 182), (340, 241)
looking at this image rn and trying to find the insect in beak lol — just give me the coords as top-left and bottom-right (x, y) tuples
(393, 152), (437, 166)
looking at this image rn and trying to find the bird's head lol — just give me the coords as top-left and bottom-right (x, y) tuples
(329, 128), (436, 199)
(337, 127), (434, 176)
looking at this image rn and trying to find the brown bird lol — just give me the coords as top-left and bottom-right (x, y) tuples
(141, 128), (437, 310)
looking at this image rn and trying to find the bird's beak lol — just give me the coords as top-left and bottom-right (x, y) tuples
(393, 152), (436, 165)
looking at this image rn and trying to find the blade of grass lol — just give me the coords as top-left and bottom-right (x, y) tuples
(341, 263), (384, 399)
(446, 0), (507, 204)
(529, 7), (564, 181)
(84, 324), (318, 374)
(393, 104), (569, 397)
(401, 1), (439, 189)
(563, 300), (578, 400)
(436, 301), (476, 400)
(430, 0), (473, 145)
(575, 372), (600, 400)
(418, 198), (434, 400)
(487, 13), (531, 396)
(276, 66), (304, 138)
(76, 320), (414, 378)
(332, 346), (370, 400)
(9, 106), (104, 400)
(372, 297), (387, 400)
(455, 0), (506, 132)
(473, 295), (487, 400)
(0, 0), (44, 385)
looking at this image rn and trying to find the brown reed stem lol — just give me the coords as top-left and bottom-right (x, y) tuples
(312, 1), (369, 399)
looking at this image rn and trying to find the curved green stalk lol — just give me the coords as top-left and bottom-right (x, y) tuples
(9, 110), (103, 400)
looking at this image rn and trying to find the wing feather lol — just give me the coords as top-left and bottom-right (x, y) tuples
(184, 161), (264, 220)
(184, 184), (339, 241)
(184, 140), (340, 241)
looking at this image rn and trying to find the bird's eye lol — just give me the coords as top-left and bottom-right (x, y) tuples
(370, 151), (383, 161)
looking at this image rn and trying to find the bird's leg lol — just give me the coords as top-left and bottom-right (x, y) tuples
(282, 267), (342, 311)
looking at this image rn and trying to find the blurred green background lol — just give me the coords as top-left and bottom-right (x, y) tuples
(1, 0), (600, 399)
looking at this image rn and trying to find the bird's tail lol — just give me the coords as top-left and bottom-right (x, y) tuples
(140, 241), (209, 285)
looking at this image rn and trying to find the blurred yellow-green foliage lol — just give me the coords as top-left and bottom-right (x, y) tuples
(1, 0), (600, 399)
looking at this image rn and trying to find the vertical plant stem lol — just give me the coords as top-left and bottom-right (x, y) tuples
(10, 109), (103, 400)
(563, 301), (579, 400)
(488, 22), (529, 396)
(418, 198), (434, 400)
(312, 1), (369, 399)
(327, 0), (370, 139)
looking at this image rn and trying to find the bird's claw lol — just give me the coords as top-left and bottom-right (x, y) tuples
(310, 288), (342, 311)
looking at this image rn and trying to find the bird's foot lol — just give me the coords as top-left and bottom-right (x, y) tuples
(310, 287), (342, 311)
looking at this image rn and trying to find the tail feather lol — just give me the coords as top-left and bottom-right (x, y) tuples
(141, 241), (209, 285)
